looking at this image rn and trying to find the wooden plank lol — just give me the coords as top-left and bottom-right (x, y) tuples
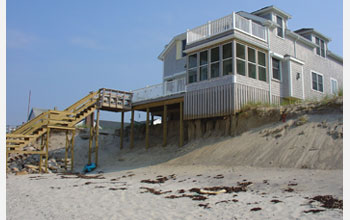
(133, 97), (184, 110)
(95, 109), (100, 166)
(39, 136), (44, 173)
(47, 125), (76, 130)
(7, 150), (46, 155)
(65, 130), (68, 170)
(130, 110), (134, 149)
(88, 113), (94, 164)
(120, 111), (124, 150)
(146, 108), (149, 149)
(6, 134), (36, 138)
(71, 130), (75, 171)
(179, 102), (184, 147)
(45, 128), (50, 173)
(163, 105), (167, 147)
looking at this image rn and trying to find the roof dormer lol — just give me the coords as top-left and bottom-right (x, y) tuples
(252, 6), (292, 39)
(295, 28), (331, 58)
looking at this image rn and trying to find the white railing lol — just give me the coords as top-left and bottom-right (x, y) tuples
(132, 77), (186, 103)
(187, 12), (267, 44)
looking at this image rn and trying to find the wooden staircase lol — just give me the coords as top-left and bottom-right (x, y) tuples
(6, 88), (133, 173)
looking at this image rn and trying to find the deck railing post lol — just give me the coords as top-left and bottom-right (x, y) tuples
(208, 21), (211, 37)
(232, 12), (235, 29)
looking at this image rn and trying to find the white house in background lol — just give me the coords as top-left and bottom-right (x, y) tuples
(132, 5), (342, 120)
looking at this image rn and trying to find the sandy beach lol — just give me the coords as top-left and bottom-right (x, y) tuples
(7, 110), (343, 219)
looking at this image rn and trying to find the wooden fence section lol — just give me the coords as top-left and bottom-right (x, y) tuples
(233, 83), (280, 111)
(184, 82), (280, 120)
(185, 83), (234, 120)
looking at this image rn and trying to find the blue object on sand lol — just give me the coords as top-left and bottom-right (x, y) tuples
(83, 163), (96, 173)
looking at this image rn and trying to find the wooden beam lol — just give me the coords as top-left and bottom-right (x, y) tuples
(71, 130), (75, 171)
(163, 105), (167, 147)
(120, 111), (124, 149)
(133, 97), (184, 110)
(88, 116), (94, 164)
(39, 136), (44, 173)
(65, 130), (68, 170)
(130, 110), (134, 149)
(45, 127), (50, 173)
(95, 109), (100, 166)
(146, 108), (149, 149)
(179, 102), (184, 147)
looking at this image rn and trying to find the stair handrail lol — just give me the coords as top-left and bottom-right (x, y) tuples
(64, 90), (99, 113)
(12, 111), (50, 134)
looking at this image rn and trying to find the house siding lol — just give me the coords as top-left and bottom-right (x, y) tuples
(163, 42), (186, 79)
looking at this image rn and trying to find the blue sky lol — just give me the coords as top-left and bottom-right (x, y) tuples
(6, 0), (343, 125)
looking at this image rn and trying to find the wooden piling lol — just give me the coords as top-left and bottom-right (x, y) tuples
(179, 102), (184, 147)
(88, 114), (94, 164)
(39, 135), (44, 173)
(45, 128), (50, 173)
(95, 109), (100, 166)
(130, 110), (134, 149)
(71, 130), (75, 171)
(163, 105), (167, 147)
(146, 108), (150, 149)
(65, 130), (68, 170)
(120, 111), (124, 149)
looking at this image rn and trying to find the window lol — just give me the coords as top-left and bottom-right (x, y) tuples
(248, 47), (256, 79)
(272, 58), (281, 80)
(182, 40), (186, 57)
(199, 51), (208, 81)
(258, 52), (267, 81)
(188, 54), (197, 83)
(222, 43), (233, 75)
(210, 47), (220, 78)
(276, 16), (284, 38)
(315, 37), (326, 58)
(236, 43), (246, 76)
(311, 72), (323, 92)
(331, 78), (338, 95)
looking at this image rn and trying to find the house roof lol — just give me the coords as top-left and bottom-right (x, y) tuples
(252, 5), (292, 19)
(158, 32), (186, 61)
(294, 28), (332, 42)
(28, 108), (49, 121)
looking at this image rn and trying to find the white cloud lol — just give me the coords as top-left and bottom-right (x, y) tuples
(7, 30), (36, 49)
(70, 37), (105, 50)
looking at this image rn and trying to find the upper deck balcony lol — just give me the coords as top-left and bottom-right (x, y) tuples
(186, 12), (267, 45)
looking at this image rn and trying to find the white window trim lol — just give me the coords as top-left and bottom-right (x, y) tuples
(247, 47), (257, 79)
(310, 70), (324, 94)
(330, 77), (338, 95)
(314, 36), (327, 59)
(222, 42), (233, 76)
(236, 42), (247, 76)
(275, 15), (284, 39)
(271, 57), (282, 82)
(199, 50), (209, 81)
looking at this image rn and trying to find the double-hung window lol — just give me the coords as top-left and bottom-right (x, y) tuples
(210, 47), (220, 78)
(236, 43), (246, 76)
(315, 37), (326, 58)
(188, 54), (197, 83)
(258, 52), (267, 81)
(222, 43), (233, 75)
(272, 58), (281, 80)
(276, 16), (284, 38)
(199, 51), (208, 81)
(311, 72), (323, 92)
(248, 47), (256, 79)
(331, 78), (338, 95)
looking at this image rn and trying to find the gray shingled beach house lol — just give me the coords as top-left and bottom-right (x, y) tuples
(132, 5), (342, 121)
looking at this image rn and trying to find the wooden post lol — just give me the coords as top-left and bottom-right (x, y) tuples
(179, 102), (184, 147)
(6, 148), (8, 173)
(146, 108), (150, 149)
(95, 109), (100, 166)
(120, 111), (124, 149)
(64, 130), (68, 170)
(88, 117), (94, 164)
(163, 105), (167, 147)
(130, 110), (134, 149)
(45, 128), (50, 173)
(39, 135), (44, 173)
(71, 130), (75, 171)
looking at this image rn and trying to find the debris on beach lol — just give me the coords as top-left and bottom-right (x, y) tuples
(250, 207), (262, 211)
(198, 203), (210, 209)
(140, 187), (172, 195)
(304, 209), (325, 214)
(284, 188), (294, 192)
(141, 174), (176, 184)
(270, 199), (282, 204)
(109, 187), (127, 191)
(311, 195), (343, 209)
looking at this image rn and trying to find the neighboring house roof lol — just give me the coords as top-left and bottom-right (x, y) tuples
(294, 28), (332, 42)
(28, 108), (49, 121)
(158, 32), (186, 61)
(237, 11), (271, 26)
(252, 5), (292, 19)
